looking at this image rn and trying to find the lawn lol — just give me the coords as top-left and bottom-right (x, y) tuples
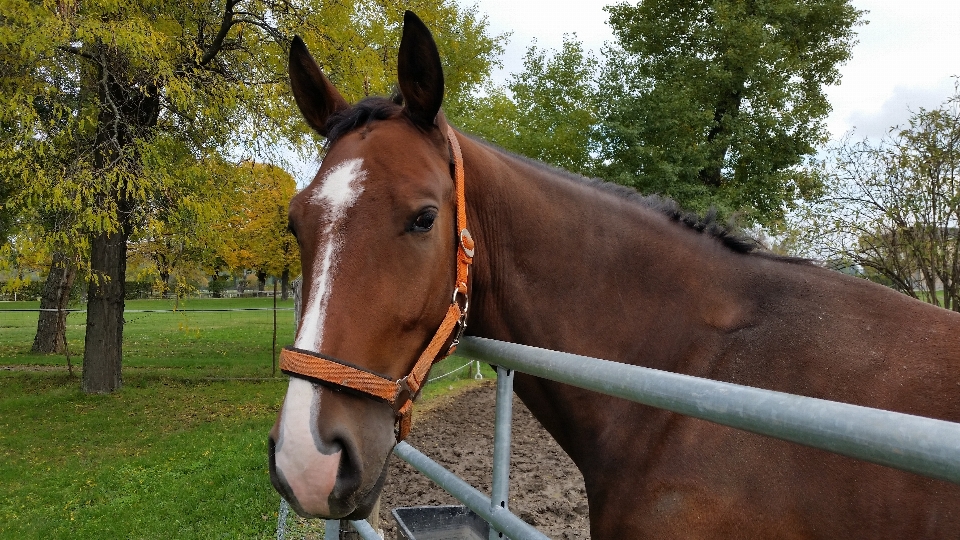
(0, 298), (492, 539)
(1, 297), (296, 376)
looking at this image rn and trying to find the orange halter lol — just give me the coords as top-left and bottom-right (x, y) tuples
(279, 126), (474, 441)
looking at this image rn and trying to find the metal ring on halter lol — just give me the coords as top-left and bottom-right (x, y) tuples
(452, 286), (469, 308)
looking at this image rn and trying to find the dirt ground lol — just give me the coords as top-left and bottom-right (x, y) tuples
(376, 380), (591, 539)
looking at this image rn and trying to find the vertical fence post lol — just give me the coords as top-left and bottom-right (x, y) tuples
(272, 279), (278, 376)
(489, 366), (515, 540)
(324, 520), (340, 540)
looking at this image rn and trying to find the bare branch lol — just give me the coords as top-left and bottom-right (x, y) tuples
(58, 45), (96, 63)
(198, 0), (242, 67)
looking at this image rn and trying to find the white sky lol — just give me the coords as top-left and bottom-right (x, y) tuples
(473, 0), (960, 140)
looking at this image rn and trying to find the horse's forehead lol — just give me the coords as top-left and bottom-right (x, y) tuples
(308, 157), (367, 210)
(292, 125), (448, 223)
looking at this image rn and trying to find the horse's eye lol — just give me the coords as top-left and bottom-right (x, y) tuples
(411, 209), (437, 232)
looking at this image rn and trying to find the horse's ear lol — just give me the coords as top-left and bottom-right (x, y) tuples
(289, 36), (349, 137)
(398, 11), (444, 128)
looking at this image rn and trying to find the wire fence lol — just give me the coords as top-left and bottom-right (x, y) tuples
(1, 303), (485, 385)
(0, 302), (297, 378)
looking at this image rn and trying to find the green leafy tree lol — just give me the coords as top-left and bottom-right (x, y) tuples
(794, 87), (960, 311)
(0, 183), (15, 247)
(456, 36), (600, 176)
(0, 41), (90, 353)
(2, 0), (503, 392)
(597, 0), (864, 225)
(129, 149), (240, 297)
(508, 38), (599, 174)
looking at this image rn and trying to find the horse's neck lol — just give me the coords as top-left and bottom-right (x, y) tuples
(458, 138), (763, 472)
(462, 138), (752, 375)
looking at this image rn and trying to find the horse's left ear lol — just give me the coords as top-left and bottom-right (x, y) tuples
(398, 11), (444, 128)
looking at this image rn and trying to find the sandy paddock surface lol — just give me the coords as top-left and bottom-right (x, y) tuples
(376, 381), (591, 539)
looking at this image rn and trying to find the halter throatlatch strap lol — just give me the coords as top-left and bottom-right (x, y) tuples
(280, 125), (473, 441)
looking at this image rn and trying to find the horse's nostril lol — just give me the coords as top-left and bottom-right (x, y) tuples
(331, 436), (361, 496)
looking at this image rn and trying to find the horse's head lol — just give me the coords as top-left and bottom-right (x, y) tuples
(268, 12), (471, 519)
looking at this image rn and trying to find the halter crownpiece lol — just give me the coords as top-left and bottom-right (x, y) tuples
(280, 125), (473, 441)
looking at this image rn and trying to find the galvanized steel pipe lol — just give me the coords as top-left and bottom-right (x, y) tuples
(324, 520), (339, 540)
(458, 337), (960, 485)
(490, 367), (515, 540)
(348, 519), (383, 540)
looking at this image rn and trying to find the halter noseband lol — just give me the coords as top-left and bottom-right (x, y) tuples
(279, 126), (474, 441)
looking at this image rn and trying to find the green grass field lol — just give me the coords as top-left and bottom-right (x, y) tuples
(1, 298), (296, 376)
(0, 298), (491, 539)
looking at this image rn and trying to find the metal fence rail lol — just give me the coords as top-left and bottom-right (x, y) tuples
(393, 439), (549, 540)
(299, 336), (960, 539)
(457, 336), (960, 485)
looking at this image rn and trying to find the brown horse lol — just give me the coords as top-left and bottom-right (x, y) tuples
(269, 11), (960, 539)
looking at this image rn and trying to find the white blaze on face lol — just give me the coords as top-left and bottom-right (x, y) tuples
(295, 157), (368, 352)
(275, 377), (341, 515)
(276, 158), (367, 516)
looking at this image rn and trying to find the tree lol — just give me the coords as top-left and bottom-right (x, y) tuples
(795, 88), (960, 310)
(2, 19), (90, 353)
(129, 148), (241, 298)
(0, 182), (15, 248)
(239, 163), (299, 299)
(3, 1), (503, 392)
(596, 0), (864, 225)
(31, 217), (78, 354)
(214, 162), (299, 298)
(456, 37), (600, 176)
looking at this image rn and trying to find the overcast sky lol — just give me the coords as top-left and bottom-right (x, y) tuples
(473, 0), (960, 140)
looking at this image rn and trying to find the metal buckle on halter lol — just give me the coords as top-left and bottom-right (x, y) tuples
(394, 376), (414, 412)
(448, 286), (470, 354)
(448, 317), (468, 354)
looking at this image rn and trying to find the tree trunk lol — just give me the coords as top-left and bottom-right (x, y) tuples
(281, 267), (290, 301)
(79, 45), (159, 394)
(82, 229), (128, 393)
(32, 251), (77, 353)
(699, 83), (744, 188)
(159, 266), (171, 295)
(257, 269), (267, 292)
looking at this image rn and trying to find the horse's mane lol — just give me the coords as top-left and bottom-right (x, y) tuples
(471, 137), (802, 261)
(322, 96), (803, 262)
(324, 95), (404, 146)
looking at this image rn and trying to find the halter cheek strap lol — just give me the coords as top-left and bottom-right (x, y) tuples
(279, 126), (474, 441)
